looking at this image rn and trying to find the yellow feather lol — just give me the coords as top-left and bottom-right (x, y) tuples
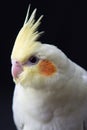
(11, 6), (43, 63)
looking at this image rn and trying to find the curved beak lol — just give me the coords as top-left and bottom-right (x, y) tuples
(11, 60), (23, 79)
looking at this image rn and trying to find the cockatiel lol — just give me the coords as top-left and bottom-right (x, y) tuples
(11, 6), (87, 130)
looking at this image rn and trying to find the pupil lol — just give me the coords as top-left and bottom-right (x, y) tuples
(30, 56), (37, 63)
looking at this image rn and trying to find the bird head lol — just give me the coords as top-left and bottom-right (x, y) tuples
(11, 6), (70, 91)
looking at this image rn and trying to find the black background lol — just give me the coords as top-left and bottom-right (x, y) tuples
(0, 0), (87, 130)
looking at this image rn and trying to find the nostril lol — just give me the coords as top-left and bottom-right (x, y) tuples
(16, 61), (18, 64)
(12, 60), (19, 65)
(15, 61), (22, 68)
(12, 60), (21, 66)
(15, 61), (20, 66)
(15, 61), (20, 64)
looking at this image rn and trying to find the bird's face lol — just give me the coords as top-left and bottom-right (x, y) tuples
(11, 43), (57, 88)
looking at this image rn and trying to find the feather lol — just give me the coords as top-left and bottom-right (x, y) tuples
(11, 6), (43, 61)
(24, 4), (31, 25)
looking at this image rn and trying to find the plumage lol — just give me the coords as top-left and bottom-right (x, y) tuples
(11, 6), (87, 130)
(11, 6), (43, 63)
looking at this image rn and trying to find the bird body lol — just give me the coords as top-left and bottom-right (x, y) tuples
(12, 59), (87, 130)
(11, 6), (87, 130)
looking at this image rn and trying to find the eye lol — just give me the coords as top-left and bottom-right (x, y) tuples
(28, 56), (40, 65)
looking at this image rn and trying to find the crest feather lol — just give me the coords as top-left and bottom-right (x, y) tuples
(11, 5), (43, 61)
(21, 5), (43, 41)
(24, 4), (31, 25)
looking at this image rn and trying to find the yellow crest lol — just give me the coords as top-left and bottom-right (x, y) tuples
(11, 5), (43, 63)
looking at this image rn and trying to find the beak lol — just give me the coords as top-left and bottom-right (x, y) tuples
(11, 60), (23, 79)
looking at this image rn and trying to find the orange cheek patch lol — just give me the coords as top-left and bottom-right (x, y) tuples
(38, 60), (57, 76)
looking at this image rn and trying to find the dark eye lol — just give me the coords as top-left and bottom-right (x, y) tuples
(28, 56), (39, 65)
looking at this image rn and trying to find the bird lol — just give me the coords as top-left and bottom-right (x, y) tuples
(11, 5), (87, 130)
